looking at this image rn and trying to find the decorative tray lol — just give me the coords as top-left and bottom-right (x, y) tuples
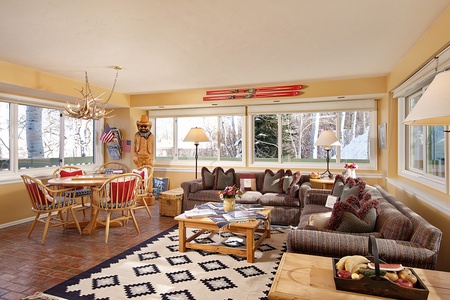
(332, 236), (429, 300)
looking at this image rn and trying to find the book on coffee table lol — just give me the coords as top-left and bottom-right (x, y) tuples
(223, 210), (257, 222)
(184, 208), (217, 218)
(240, 203), (265, 210)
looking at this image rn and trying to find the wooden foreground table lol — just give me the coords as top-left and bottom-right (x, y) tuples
(268, 252), (450, 300)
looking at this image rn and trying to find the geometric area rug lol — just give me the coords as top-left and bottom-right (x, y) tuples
(44, 225), (287, 300)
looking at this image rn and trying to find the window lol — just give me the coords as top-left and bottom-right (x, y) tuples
(0, 95), (100, 181)
(252, 110), (372, 166)
(0, 102), (10, 171)
(151, 101), (376, 170)
(151, 107), (245, 166)
(402, 89), (445, 181)
(393, 49), (450, 192)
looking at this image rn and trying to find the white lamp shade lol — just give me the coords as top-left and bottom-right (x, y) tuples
(315, 131), (340, 149)
(403, 71), (450, 126)
(183, 127), (209, 144)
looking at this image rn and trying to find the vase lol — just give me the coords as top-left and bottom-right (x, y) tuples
(223, 197), (235, 212)
(348, 169), (356, 178)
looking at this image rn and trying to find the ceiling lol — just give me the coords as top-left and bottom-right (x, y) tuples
(0, 0), (449, 95)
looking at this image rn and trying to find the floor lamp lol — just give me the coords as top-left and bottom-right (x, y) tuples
(315, 130), (340, 179)
(183, 127), (209, 179)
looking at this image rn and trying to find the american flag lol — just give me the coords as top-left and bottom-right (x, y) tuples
(100, 122), (114, 143)
(122, 140), (132, 152)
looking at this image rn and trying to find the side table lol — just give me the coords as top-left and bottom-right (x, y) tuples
(310, 177), (334, 189)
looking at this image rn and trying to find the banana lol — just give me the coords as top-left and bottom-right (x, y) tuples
(351, 263), (368, 274)
(335, 256), (351, 271)
(344, 255), (370, 272)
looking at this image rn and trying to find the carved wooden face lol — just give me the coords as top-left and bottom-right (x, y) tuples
(137, 121), (152, 133)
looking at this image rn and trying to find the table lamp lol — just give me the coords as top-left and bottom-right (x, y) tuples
(315, 130), (340, 178)
(183, 127), (209, 179)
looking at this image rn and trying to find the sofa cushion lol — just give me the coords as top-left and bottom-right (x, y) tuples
(213, 167), (236, 190)
(283, 170), (302, 194)
(308, 211), (332, 230)
(327, 194), (380, 233)
(375, 200), (414, 241)
(258, 193), (300, 207)
(263, 169), (284, 194)
(239, 173), (257, 191)
(201, 167), (217, 189)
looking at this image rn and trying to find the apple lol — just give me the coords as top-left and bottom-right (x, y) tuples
(395, 278), (413, 288)
(337, 270), (352, 279)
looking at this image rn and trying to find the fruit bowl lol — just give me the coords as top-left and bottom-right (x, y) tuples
(332, 236), (428, 300)
(310, 172), (321, 179)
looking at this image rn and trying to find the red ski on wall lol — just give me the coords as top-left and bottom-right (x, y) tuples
(203, 91), (302, 101)
(204, 84), (303, 101)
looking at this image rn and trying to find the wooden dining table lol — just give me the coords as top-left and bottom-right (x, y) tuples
(47, 174), (113, 235)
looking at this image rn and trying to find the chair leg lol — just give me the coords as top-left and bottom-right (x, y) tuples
(81, 197), (86, 218)
(142, 200), (152, 218)
(41, 212), (52, 245)
(129, 209), (140, 235)
(28, 214), (40, 238)
(69, 207), (82, 235)
(105, 212), (112, 243)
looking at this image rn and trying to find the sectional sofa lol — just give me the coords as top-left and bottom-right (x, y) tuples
(181, 169), (442, 269)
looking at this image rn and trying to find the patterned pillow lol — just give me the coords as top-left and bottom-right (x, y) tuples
(263, 169), (284, 194)
(327, 193), (380, 233)
(201, 167), (217, 190)
(282, 170), (302, 194)
(213, 167), (236, 190)
(239, 173), (257, 191)
(331, 175), (366, 201)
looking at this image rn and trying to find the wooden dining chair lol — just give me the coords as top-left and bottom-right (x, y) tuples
(133, 165), (154, 218)
(52, 165), (91, 217)
(21, 174), (82, 244)
(90, 173), (142, 243)
(96, 162), (129, 174)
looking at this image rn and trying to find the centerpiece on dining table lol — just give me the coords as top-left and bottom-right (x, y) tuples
(217, 185), (244, 212)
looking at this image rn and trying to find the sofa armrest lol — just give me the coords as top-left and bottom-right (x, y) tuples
(304, 188), (331, 206)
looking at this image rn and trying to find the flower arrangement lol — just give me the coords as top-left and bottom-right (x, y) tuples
(344, 163), (358, 169)
(217, 185), (244, 199)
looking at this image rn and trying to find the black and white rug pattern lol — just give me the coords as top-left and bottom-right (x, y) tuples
(45, 225), (287, 300)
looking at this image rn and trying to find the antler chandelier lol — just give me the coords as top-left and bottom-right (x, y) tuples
(64, 66), (121, 120)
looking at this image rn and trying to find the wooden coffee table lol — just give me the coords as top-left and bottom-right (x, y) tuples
(269, 252), (450, 299)
(174, 206), (273, 263)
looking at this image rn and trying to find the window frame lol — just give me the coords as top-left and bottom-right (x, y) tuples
(247, 100), (378, 170)
(0, 93), (104, 184)
(393, 46), (450, 194)
(150, 107), (247, 168)
(150, 100), (377, 171)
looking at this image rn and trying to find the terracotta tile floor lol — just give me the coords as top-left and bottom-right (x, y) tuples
(0, 201), (177, 300)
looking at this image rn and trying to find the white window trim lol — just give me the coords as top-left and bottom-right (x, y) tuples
(393, 45), (450, 194)
(248, 100), (378, 170)
(149, 106), (247, 168)
(0, 94), (104, 184)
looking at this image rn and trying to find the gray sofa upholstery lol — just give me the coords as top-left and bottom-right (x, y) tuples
(286, 184), (442, 270)
(181, 171), (311, 226)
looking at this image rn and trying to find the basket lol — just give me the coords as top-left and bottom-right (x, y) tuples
(333, 236), (429, 300)
(159, 188), (183, 217)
